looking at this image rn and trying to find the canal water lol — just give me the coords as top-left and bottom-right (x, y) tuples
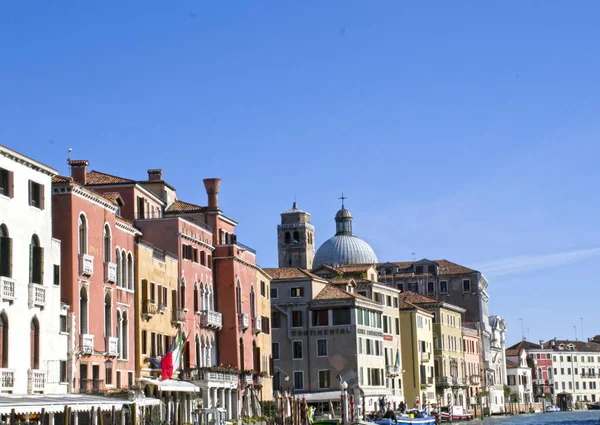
(468, 411), (600, 425)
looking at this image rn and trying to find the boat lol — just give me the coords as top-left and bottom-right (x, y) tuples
(374, 414), (436, 425)
(435, 406), (473, 422)
(545, 405), (560, 413)
(586, 402), (600, 410)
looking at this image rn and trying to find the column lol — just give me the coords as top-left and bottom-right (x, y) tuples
(219, 388), (226, 409)
(49, 413), (55, 425)
(212, 388), (218, 408)
(203, 387), (210, 409)
(226, 389), (232, 419)
(73, 412), (79, 425)
(232, 389), (238, 419)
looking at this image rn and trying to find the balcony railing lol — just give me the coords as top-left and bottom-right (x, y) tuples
(253, 316), (262, 334)
(105, 336), (119, 356)
(0, 369), (15, 391)
(239, 313), (249, 331)
(0, 277), (15, 302)
(243, 373), (253, 385)
(172, 308), (185, 324)
(200, 310), (223, 330)
(27, 369), (45, 393)
(28, 283), (46, 309)
(253, 374), (265, 387)
(142, 299), (158, 317)
(436, 376), (453, 386)
(421, 377), (434, 388)
(194, 369), (240, 387)
(470, 375), (481, 385)
(80, 334), (94, 354)
(421, 352), (431, 362)
(387, 365), (400, 376)
(79, 254), (94, 277)
(80, 378), (105, 394)
(104, 262), (117, 283)
(453, 377), (468, 387)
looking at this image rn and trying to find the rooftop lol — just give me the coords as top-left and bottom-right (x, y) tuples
(377, 259), (479, 277)
(263, 268), (323, 281)
(165, 199), (207, 213)
(313, 284), (375, 304)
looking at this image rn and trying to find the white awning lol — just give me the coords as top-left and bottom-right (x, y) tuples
(0, 394), (131, 415)
(299, 391), (342, 402)
(139, 378), (200, 393)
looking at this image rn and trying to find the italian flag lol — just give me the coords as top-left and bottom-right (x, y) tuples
(161, 331), (186, 381)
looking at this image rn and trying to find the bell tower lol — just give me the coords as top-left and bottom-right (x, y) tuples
(277, 202), (315, 269)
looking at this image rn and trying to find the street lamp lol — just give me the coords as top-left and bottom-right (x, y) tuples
(338, 375), (349, 425)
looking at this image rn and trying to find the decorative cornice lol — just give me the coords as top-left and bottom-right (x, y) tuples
(115, 220), (142, 236)
(213, 255), (263, 273)
(53, 183), (118, 213)
(179, 232), (214, 251)
(0, 146), (57, 176)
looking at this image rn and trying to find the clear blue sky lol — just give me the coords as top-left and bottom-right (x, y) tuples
(2, 2), (599, 345)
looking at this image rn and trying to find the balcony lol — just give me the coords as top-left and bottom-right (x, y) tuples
(172, 308), (185, 325)
(243, 373), (253, 386)
(142, 299), (158, 318)
(436, 376), (453, 387)
(79, 254), (94, 277)
(239, 313), (249, 331)
(80, 378), (105, 394)
(470, 375), (481, 385)
(105, 336), (119, 356)
(253, 316), (262, 334)
(0, 369), (15, 391)
(104, 262), (117, 283)
(453, 377), (468, 388)
(387, 365), (400, 376)
(253, 374), (265, 387)
(27, 369), (45, 393)
(200, 310), (223, 330)
(28, 283), (46, 309)
(158, 303), (167, 314)
(421, 377), (434, 388)
(0, 277), (15, 302)
(194, 369), (239, 388)
(421, 352), (431, 362)
(80, 334), (94, 355)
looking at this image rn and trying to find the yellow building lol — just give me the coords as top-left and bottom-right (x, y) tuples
(135, 239), (179, 378)
(254, 268), (273, 401)
(399, 298), (435, 409)
(397, 292), (468, 408)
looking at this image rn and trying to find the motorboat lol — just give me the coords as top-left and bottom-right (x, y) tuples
(545, 405), (560, 412)
(434, 406), (473, 422)
(374, 414), (436, 425)
(586, 402), (600, 410)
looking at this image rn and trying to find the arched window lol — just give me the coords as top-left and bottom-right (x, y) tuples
(450, 360), (458, 378)
(434, 360), (440, 378)
(537, 367), (542, 380)
(180, 279), (186, 310)
(116, 310), (122, 357)
(115, 250), (122, 287)
(127, 253), (133, 290)
(239, 338), (245, 370)
(121, 311), (128, 360)
(104, 293), (112, 337)
(548, 368), (553, 379)
(195, 335), (201, 368)
(250, 286), (256, 318)
(236, 281), (242, 314)
(78, 215), (87, 255)
(194, 283), (199, 313)
(103, 225), (111, 262)
(30, 235), (43, 284)
(80, 287), (89, 334)
(293, 231), (300, 243)
(0, 313), (8, 368)
(30, 318), (40, 369)
(284, 232), (291, 244)
(0, 225), (12, 278)
(121, 250), (127, 289)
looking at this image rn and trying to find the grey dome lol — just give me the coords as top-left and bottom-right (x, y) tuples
(335, 207), (352, 219)
(313, 235), (378, 268)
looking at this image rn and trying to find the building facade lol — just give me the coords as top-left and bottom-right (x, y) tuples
(506, 340), (554, 401)
(462, 325), (483, 407)
(505, 349), (533, 404)
(0, 145), (67, 394)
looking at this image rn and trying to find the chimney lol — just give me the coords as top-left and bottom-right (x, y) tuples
(68, 160), (89, 185)
(203, 178), (221, 210)
(147, 169), (163, 181)
(539, 340), (544, 346)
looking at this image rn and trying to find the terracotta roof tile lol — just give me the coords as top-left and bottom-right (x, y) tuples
(165, 199), (207, 213)
(335, 264), (374, 273)
(506, 360), (520, 369)
(541, 340), (600, 352)
(52, 175), (120, 206)
(52, 175), (72, 183)
(398, 291), (439, 305)
(313, 285), (375, 303)
(375, 259), (478, 278)
(506, 340), (542, 351)
(262, 268), (322, 281)
(101, 192), (123, 205)
(86, 170), (135, 185)
(398, 300), (431, 314)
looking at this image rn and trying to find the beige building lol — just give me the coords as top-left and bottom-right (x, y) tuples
(398, 298), (435, 409)
(254, 268), (274, 400)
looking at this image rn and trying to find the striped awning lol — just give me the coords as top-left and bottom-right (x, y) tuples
(0, 394), (132, 415)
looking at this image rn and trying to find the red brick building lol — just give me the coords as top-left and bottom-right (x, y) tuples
(506, 340), (554, 400)
(52, 162), (139, 394)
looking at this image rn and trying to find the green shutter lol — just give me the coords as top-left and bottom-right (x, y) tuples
(39, 247), (44, 284)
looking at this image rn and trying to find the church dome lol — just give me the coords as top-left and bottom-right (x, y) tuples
(313, 200), (378, 268)
(313, 234), (378, 268)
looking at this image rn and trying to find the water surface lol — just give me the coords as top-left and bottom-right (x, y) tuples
(468, 411), (599, 425)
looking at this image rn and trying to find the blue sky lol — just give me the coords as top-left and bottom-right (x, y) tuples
(1, 2), (599, 345)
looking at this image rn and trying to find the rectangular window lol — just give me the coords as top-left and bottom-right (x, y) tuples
(53, 265), (60, 286)
(293, 371), (304, 390)
(358, 338), (363, 354)
(28, 180), (44, 209)
(383, 316), (388, 334)
(394, 297), (398, 308)
(116, 371), (122, 389)
(150, 282), (156, 303)
(59, 315), (67, 333)
(261, 316), (270, 334)
(272, 343), (280, 360)
(292, 341), (303, 359)
(386, 295), (392, 306)
(270, 287), (278, 299)
(462, 279), (471, 292)
(142, 330), (147, 354)
(427, 282), (434, 293)
(317, 339), (328, 357)
(0, 168), (12, 198)
(290, 287), (304, 298)
(60, 360), (67, 383)
(397, 283), (404, 292)
(332, 308), (351, 325)
(260, 281), (266, 297)
(291, 311), (303, 328)
(318, 370), (330, 389)
(409, 282), (418, 292)
(272, 312), (281, 329)
(415, 266), (423, 274)
(105, 364), (113, 385)
(440, 281), (448, 294)
(312, 310), (329, 326)
(395, 318), (400, 335)
(357, 309), (363, 325)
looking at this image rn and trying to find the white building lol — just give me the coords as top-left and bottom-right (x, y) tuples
(487, 315), (507, 413)
(506, 349), (533, 404)
(0, 145), (68, 394)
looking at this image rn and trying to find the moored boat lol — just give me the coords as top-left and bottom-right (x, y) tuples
(586, 402), (600, 410)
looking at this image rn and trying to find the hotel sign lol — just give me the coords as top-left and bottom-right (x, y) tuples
(291, 328), (352, 337)
(357, 328), (384, 338)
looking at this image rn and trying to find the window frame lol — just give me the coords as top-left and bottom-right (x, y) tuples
(292, 340), (303, 360)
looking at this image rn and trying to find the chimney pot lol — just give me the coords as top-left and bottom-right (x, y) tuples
(68, 160), (89, 185)
(147, 169), (163, 181)
(203, 178), (221, 210)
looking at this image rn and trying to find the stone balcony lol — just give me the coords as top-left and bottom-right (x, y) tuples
(200, 310), (223, 330)
(252, 316), (262, 334)
(421, 352), (431, 362)
(79, 254), (94, 277)
(436, 376), (453, 387)
(0, 277), (15, 303)
(453, 377), (468, 388)
(172, 308), (185, 325)
(142, 299), (158, 318)
(80, 334), (94, 355)
(194, 368), (239, 389)
(105, 336), (119, 356)
(238, 313), (249, 331)
(387, 365), (400, 376)
(469, 375), (481, 385)
(28, 283), (46, 309)
(104, 262), (117, 283)
(27, 369), (45, 393)
(0, 369), (15, 391)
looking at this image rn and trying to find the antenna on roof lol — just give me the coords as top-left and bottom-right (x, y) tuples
(67, 148), (72, 162)
(519, 318), (524, 340)
(573, 325), (578, 341)
(581, 317), (584, 342)
(411, 252), (416, 261)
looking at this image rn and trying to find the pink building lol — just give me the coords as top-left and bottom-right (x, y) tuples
(52, 162), (139, 393)
(463, 324), (483, 404)
(506, 340), (554, 400)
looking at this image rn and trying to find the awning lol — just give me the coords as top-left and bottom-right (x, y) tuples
(300, 391), (342, 402)
(139, 378), (200, 393)
(0, 394), (131, 415)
